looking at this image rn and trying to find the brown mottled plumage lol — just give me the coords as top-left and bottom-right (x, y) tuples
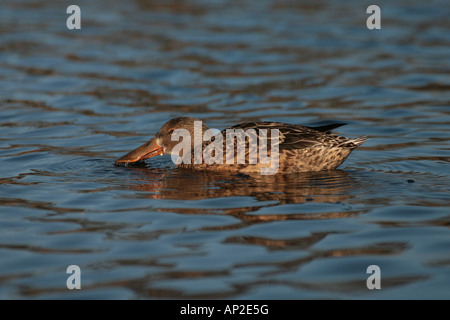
(115, 117), (367, 174)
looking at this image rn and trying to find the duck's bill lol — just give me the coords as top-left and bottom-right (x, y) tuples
(115, 137), (164, 165)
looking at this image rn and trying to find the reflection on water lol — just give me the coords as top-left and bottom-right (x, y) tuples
(0, 0), (449, 299)
(121, 166), (363, 220)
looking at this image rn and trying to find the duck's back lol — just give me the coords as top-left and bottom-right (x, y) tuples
(185, 121), (367, 174)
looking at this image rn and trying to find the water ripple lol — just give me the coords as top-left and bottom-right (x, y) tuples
(0, 0), (449, 299)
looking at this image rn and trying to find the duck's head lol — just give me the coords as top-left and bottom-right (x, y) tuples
(115, 117), (209, 165)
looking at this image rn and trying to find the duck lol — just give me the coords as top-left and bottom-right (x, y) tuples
(115, 117), (367, 175)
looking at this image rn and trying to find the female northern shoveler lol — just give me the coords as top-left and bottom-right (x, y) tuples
(115, 117), (367, 174)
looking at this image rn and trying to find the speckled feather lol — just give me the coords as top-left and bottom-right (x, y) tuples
(178, 120), (367, 173)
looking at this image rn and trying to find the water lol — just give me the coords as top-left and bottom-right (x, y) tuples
(0, 0), (449, 299)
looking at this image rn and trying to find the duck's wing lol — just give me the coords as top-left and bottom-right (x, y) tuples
(307, 123), (346, 133)
(224, 121), (336, 150)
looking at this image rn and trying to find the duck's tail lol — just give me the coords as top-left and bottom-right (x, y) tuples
(310, 123), (346, 133)
(342, 136), (368, 149)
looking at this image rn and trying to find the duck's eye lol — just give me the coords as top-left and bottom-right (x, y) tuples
(168, 129), (175, 134)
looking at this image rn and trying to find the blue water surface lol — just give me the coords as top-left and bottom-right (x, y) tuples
(0, 0), (449, 299)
